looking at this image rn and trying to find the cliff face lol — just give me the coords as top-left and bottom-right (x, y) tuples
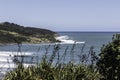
(0, 22), (57, 44)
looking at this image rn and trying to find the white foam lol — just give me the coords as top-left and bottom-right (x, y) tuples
(0, 51), (36, 74)
(0, 63), (15, 68)
(56, 35), (85, 44)
(0, 62), (35, 75)
(0, 58), (12, 62)
(76, 41), (85, 44)
(56, 35), (69, 40)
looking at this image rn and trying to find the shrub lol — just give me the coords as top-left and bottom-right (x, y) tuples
(97, 34), (120, 80)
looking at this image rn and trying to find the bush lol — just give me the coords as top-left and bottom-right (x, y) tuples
(97, 34), (120, 80)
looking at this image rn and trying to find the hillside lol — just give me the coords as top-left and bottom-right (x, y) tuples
(0, 22), (58, 44)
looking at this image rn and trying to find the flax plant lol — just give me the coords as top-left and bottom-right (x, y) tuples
(4, 43), (101, 80)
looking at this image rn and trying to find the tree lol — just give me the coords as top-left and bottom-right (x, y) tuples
(97, 34), (120, 80)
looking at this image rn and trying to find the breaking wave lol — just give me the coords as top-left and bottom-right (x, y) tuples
(0, 51), (34, 74)
(56, 35), (85, 44)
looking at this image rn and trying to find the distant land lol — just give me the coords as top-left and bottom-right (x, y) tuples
(0, 22), (58, 44)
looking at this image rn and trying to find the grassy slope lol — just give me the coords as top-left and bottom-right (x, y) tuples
(0, 22), (58, 44)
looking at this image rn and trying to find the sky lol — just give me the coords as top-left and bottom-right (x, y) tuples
(0, 0), (120, 31)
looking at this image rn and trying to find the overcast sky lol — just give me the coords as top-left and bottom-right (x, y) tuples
(0, 0), (120, 31)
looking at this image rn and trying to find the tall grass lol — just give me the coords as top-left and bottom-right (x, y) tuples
(4, 43), (101, 80)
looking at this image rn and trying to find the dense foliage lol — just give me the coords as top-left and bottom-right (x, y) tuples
(4, 59), (101, 80)
(0, 30), (28, 43)
(0, 22), (57, 43)
(97, 34), (120, 80)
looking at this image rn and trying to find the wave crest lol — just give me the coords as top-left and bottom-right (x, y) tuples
(56, 35), (85, 44)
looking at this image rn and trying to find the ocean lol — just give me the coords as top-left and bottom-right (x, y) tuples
(58, 32), (116, 52)
(0, 32), (118, 74)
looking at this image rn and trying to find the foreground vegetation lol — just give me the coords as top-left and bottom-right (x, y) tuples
(4, 34), (120, 80)
(0, 22), (58, 44)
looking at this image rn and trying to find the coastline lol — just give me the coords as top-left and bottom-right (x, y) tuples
(0, 39), (61, 46)
(0, 34), (60, 46)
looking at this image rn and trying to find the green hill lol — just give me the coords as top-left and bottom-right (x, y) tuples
(0, 22), (58, 44)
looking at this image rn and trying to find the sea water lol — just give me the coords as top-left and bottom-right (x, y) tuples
(0, 32), (118, 74)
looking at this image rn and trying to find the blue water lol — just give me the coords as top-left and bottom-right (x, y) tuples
(0, 32), (118, 64)
(58, 32), (116, 52)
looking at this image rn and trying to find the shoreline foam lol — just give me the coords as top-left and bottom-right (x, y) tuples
(55, 35), (85, 44)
